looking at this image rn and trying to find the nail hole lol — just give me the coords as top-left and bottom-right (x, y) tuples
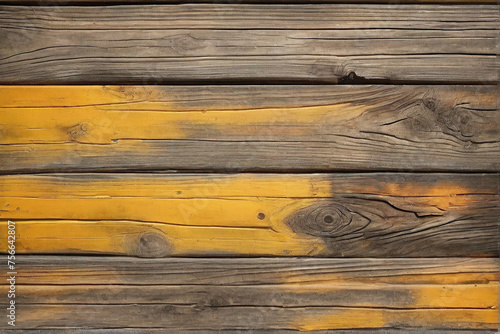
(257, 213), (265, 220)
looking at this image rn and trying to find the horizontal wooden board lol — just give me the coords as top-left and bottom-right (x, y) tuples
(1, 304), (497, 330)
(0, 5), (498, 84)
(1, 85), (499, 172)
(0, 256), (497, 330)
(1, 173), (498, 257)
(7, 256), (499, 286)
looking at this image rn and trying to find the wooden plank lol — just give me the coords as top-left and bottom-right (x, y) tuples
(0, 256), (497, 330)
(9, 256), (499, 285)
(0, 173), (498, 257)
(1, 305), (496, 330)
(1, 85), (499, 172)
(0, 5), (498, 84)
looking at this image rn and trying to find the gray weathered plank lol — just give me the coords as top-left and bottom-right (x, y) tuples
(0, 5), (498, 84)
(7, 256), (498, 285)
(0, 257), (497, 330)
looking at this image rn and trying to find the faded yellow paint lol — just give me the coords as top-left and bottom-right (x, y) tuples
(0, 104), (364, 144)
(0, 218), (324, 257)
(0, 173), (496, 257)
(0, 173), (332, 256)
(280, 271), (499, 285)
(0, 84), (497, 331)
(0, 86), (369, 144)
(1, 197), (301, 228)
(0, 174), (332, 198)
(380, 182), (483, 210)
(0, 187), (326, 256)
(0, 86), (167, 108)
(295, 308), (498, 331)
(377, 272), (500, 284)
(354, 181), (485, 216)
(0, 173), (334, 256)
(295, 308), (387, 330)
(279, 281), (498, 309)
(416, 284), (498, 309)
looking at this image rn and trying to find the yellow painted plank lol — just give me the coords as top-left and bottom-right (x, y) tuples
(1, 305), (496, 330)
(0, 173), (333, 198)
(1, 85), (498, 172)
(294, 308), (498, 331)
(4, 218), (321, 257)
(1, 282), (496, 309)
(0, 86), (366, 145)
(0, 173), (498, 257)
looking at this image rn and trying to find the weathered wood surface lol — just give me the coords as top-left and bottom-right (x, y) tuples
(1, 173), (498, 257)
(0, 5), (498, 84)
(0, 256), (497, 330)
(1, 85), (499, 172)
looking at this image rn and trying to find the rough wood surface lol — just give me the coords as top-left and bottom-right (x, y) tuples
(0, 256), (497, 330)
(1, 173), (498, 257)
(1, 85), (499, 173)
(0, 5), (498, 84)
(1, 0), (499, 332)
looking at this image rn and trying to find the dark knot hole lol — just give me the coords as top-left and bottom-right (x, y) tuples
(323, 215), (334, 224)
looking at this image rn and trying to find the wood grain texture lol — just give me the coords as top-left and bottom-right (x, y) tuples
(0, 256), (497, 330)
(0, 5), (498, 84)
(1, 173), (498, 257)
(1, 85), (499, 172)
(1, 0), (498, 332)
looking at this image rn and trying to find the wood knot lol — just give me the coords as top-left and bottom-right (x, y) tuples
(422, 97), (437, 112)
(136, 232), (171, 258)
(67, 123), (89, 141)
(444, 107), (481, 138)
(410, 97), (492, 143)
(286, 200), (369, 239)
(206, 293), (229, 308)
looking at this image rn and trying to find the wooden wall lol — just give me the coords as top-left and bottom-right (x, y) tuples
(0, 0), (498, 331)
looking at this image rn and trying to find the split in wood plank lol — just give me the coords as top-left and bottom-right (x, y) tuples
(0, 85), (499, 172)
(0, 173), (498, 257)
(0, 5), (498, 84)
(0, 256), (497, 330)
